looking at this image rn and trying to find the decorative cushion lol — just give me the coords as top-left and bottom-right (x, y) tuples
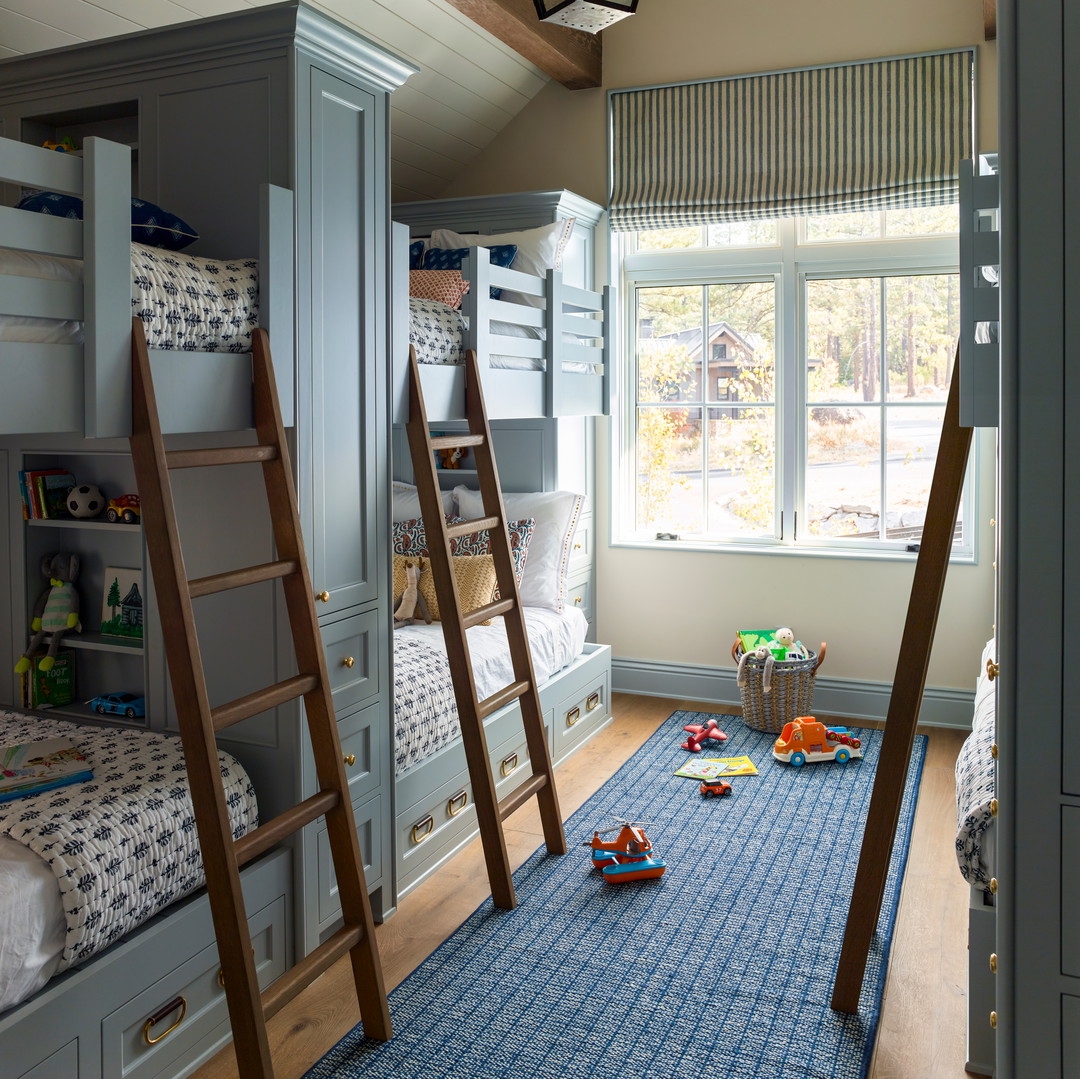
(454, 488), (584, 612)
(430, 220), (575, 308)
(392, 553), (497, 624)
(17, 191), (200, 250)
(446, 515), (535, 593)
(408, 239), (426, 270)
(422, 244), (517, 300)
(392, 481), (456, 522)
(408, 269), (470, 309)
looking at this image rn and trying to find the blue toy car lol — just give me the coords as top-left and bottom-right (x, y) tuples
(87, 692), (145, 719)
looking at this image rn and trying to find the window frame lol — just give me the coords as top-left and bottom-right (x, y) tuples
(614, 217), (973, 560)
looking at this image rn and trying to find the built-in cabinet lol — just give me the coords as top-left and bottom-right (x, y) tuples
(0, 5), (414, 1075)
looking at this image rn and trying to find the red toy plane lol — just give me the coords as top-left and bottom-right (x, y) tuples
(681, 718), (728, 752)
(583, 819), (666, 883)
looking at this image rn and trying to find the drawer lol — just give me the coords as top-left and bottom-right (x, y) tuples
(317, 792), (383, 926)
(565, 573), (593, 624)
(101, 893), (287, 1079)
(321, 608), (381, 714)
(568, 513), (592, 574)
(18, 1041), (78, 1079)
(552, 660), (611, 763)
(339, 700), (384, 803)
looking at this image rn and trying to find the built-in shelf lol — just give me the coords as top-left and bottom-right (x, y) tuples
(26, 517), (140, 533)
(67, 632), (144, 656)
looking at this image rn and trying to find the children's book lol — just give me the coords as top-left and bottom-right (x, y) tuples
(674, 755), (759, 780)
(0, 737), (93, 802)
(37, 471), (77, 518)
(737, 629), (777, 653)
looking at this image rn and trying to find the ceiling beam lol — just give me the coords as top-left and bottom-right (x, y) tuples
(984, 0), (996, 40)
(441, 0), (602, 90)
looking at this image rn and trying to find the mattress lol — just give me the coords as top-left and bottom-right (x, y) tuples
(393, 605), (588, 774)
(0, 243), (258, 352)
(955, 638), (997, 892)
(408, 296), (597, 373)
(0, 711), (258, 1014)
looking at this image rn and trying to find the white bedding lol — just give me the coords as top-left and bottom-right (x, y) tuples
(393, 606), (587, 773)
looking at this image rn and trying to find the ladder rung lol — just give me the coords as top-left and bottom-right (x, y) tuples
(212, 674), (320, 731)
(478, 679), (530, 719)
(447, 516), (500, 539)
(429, 434), (485, 450)
(165, 445), (278, 470)
(234, 790), (340, 867)
(188, 559), (300, 599)
(260, 923), (363, 1020)
(463, 597), (515, 629)
(498, 772), (549, 820)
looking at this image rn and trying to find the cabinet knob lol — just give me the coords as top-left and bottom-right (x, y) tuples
(343, 754), (356, 767)
(316, 590), (330, 603)
(990, 953), (998, 974)
(989, 1011), (997, 1029)
(991, 743), (998, 759)
(990, 798), (998, 817)
(342, 656), (355, 668)
(986, 658), (999, 681)
(574, 596), (583, 604)
(989, 877), (998, 894)
(574, 542), (582, 549)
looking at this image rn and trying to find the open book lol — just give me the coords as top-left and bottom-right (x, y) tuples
(0, 736), (93, 803)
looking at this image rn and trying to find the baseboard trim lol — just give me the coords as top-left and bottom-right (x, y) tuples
(611, 656), (974, 729)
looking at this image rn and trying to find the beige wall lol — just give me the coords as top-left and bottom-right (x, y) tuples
(443, 0), (998, 692)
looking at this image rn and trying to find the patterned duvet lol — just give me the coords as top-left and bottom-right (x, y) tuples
(955, 639), (997, 893)
(0, 711), (258, 973)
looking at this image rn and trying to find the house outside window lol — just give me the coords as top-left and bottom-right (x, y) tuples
(617, 205), (969, 555)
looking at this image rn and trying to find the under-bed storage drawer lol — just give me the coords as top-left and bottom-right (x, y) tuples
(321, 608), (381, 714)
(18, 1041), (78, 1079)
(549, 643), (612, 764)
(101, 889), (287, 1079)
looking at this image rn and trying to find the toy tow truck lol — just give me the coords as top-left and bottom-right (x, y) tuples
(583, 820), (666, 883)
(772, 716), (863, 767)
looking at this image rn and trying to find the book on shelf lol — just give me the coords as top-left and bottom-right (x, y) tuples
(19, 469), (76, 519)
(19, 648), (75, 710)
(673, 755), (760, 780)
(0, 736), (93, 803)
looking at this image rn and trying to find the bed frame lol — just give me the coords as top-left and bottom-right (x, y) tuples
(0, 134), (294, 438)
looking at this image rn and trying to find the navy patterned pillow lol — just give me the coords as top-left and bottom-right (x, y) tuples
(422, 243), (517, 299)
(408, 239), (425, 270)
(446, 515), (535, 593)
(17, 191), (200, 250)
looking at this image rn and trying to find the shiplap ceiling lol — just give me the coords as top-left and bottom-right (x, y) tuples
(0, 0), (552, 202)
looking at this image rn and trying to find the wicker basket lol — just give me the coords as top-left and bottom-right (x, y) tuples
(731, 640), (826, 733)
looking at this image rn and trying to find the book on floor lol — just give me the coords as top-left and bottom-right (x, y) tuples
(0, 736), (93, 802)
(674, 755), (759, 780)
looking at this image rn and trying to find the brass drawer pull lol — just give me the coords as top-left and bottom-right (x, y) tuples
(411, 815), (434, 844)
(316, 590), (330, 603)
(501, 752), (519, 777)
(990, 798), (998, 817)
(217, 946), (255, 988)
(586, 692), (600, 712)
(566, 706), (580, 727)
(573, 596), (584, 605)
(343, 753), (356, 767)
(343, 656), (355, 668)
(447, 789), (468, 816)
(142, 996), (187, 1045)
(990, 953), (998, 974)
(986, 658), (999, 681)
(574, 542), (582, 549)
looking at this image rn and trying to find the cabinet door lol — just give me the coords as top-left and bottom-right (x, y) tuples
(305, 67), (385, 616)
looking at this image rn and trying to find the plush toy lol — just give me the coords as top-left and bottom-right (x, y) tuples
(768, 627), (809, 661)
(393, 559), (433, 628)
(438, 447), (464, 470)
(15, 553), (82, 673)
(737, 645), (775, 694)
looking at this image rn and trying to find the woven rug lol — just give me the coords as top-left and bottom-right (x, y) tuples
(305, 711), (927, 1079)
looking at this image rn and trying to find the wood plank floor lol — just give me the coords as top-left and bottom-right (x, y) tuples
(192, 693), (973, 1079)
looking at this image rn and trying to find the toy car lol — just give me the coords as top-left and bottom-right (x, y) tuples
(772, 716), (862, 766)
(106, 494), (141, 524)
(700, 777), (733, 797)
(583, 819), (666, 882)
(87, 692), (146, 719)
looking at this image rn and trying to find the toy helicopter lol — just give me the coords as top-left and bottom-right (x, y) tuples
(582, 819), (666, 883)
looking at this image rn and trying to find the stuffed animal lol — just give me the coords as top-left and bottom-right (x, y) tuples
(439, 446), (464, 469)
(768, 627), (809, 661)
(737, 645), (775, 694)
(15, 553), (82, 673)
(393, 558), (433, 628)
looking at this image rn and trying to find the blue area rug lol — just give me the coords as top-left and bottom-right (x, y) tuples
(305, 712), (927, 1079)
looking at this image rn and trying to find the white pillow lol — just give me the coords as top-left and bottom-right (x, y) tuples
(429, 219), (576, 309)
(392, 481), (456, 522)
(454, 487), (584, 612)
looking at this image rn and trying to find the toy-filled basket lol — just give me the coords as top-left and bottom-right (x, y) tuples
(731, 640), (826, 734)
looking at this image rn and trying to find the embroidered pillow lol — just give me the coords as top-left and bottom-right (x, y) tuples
(408, 269), (470, 309)
(408, 239), (425, 270)
(422, 243), (517, 300)
(430, 220), (575, 308)
(17, 191), (200, 250)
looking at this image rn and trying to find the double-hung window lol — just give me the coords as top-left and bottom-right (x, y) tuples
(609, 51), (974, 557)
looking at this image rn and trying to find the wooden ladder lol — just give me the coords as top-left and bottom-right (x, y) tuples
(404, 346), (567, 909)
(128, 318), (391, 1078)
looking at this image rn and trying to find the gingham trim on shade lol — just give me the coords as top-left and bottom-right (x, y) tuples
(609, 50), (974, 232)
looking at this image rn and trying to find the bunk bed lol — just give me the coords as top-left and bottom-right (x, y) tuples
(0, 134), (293, 439)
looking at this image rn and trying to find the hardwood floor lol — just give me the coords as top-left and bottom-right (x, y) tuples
(192, 693), (974, 1079)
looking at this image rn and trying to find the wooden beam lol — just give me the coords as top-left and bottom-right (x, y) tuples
(984, 0), (997, 40)
(442, 0), (602, 90)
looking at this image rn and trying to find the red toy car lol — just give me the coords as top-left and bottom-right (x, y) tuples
(699, 777), (733, 798)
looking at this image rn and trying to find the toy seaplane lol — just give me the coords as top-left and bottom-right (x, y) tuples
(583, 819), (666, 883)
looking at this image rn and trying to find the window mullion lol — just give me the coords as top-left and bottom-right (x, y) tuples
(780, 220), (799, 544)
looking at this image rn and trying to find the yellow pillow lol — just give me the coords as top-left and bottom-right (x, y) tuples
(392, 553), (497, 625)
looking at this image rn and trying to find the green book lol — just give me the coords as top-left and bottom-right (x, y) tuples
(29, 649), (75, 709)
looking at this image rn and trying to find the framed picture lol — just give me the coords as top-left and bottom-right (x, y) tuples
(100, 567), (144, 641)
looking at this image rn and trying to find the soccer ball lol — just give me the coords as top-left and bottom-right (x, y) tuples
(67, 484), (104, 518)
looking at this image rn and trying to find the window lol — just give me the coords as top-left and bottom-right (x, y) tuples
(618, 207), (968, 555)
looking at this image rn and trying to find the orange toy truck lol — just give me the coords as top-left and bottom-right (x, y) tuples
(772, 716), (862, 767)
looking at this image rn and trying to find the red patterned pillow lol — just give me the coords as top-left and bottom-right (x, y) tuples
(446, 516), (535, 590)
(408, 269), (470, 309)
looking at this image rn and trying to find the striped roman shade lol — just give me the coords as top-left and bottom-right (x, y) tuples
(609, 51), (973, 232)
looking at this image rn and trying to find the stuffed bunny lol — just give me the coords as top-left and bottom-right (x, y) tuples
(393, 558), (432, 628)
(15, 553), (82, 673)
